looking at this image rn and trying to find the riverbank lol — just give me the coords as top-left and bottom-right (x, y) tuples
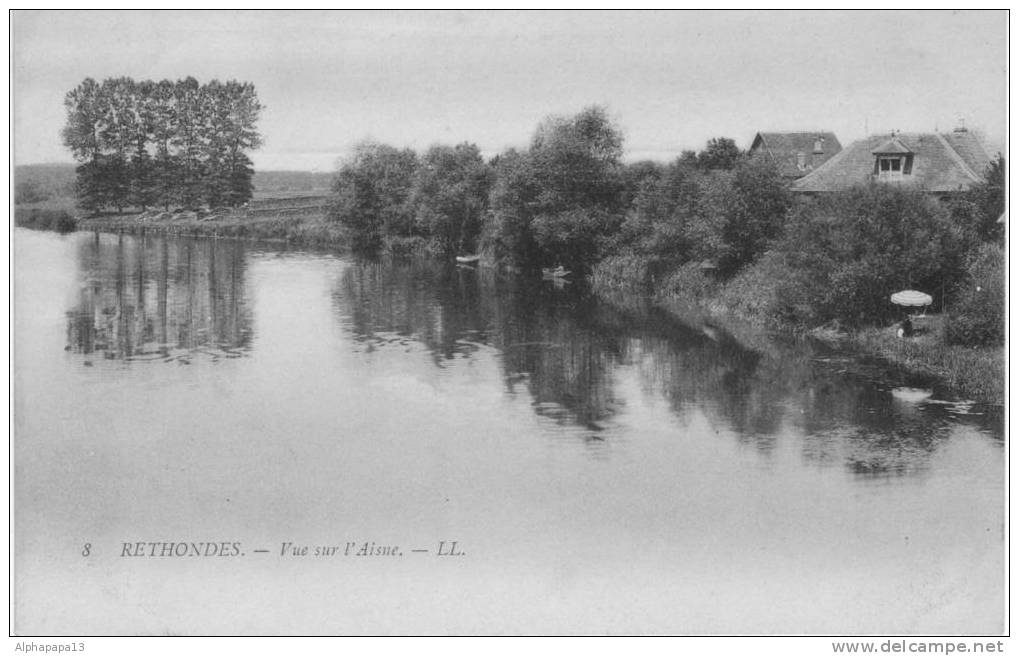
(715, 305), (1002, 406)
(14, 200), (77, 232)
(591, 261), (1004, 405)
(18, 207), (1004, 404)
(74, 207), (349, 248)
(840, 317), (1004, 405)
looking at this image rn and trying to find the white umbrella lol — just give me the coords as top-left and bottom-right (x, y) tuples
(890, 290), (933, 307)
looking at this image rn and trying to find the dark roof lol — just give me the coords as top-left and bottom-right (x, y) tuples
(941, 129), (999, 177)
(749, 131), (842, 178)
(872, 137), (912, 154)
(792, 131), (994, 193)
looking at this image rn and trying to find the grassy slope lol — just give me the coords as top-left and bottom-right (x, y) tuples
(845, 315), (1004, 404)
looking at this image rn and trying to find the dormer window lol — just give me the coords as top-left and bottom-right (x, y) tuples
(872, 136), (913, 182)
(813, 138), (824, 154)
(797, 152), (807, 171)
(878, 156), (903, 179)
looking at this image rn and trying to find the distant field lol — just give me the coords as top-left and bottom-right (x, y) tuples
(251, 189), (330, 199)
(14, 163), (76, 203)
(13, 164), (333, 206)
(251, 169), (333, 194)
(11, 164), (333, 232)
(12, 196), (77, 212)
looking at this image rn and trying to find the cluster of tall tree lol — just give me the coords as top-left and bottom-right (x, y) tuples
(486, 106), (627, 269)
(329, 105), (773, 272)
(62, 77), (262, 213)
(330, 107), (629, 265)
(329, 141), (492, 256)
(615, 153), (792, 278)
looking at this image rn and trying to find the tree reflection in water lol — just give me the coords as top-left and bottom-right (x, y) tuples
(335, 259), (621, 434)
(335, 257), (1001, 476)
(65, 232), (252, 363)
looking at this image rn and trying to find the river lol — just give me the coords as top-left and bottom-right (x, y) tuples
(12, 228), (1004, 635)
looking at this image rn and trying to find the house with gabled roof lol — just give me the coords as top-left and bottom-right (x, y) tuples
(792, 128), (997, 195)
(748, 132), (842, 179)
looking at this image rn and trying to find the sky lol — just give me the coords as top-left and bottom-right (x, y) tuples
(12, 9), (1009, 172)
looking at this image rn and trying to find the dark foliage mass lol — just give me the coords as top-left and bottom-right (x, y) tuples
(760, 185), (972, 326)
(487, 106), (626, 270)
(324, 105), (1003, 346)
(62, 77), (262, 213)
(410, 143), (493, 257)
(610, 149), (790, 279)
(950, 153), (1005, 244)
(697, 137), (742, 171)
(327, 142), (420, 253)
(945, 243), (1004, 346)
(15, 207), (77, 232)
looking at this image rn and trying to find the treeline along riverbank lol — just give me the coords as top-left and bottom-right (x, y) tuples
(20, 104), (1005, 403)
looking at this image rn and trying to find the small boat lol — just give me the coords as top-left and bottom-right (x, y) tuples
(455, 254), (480, 265)
(541, 266), (571, 279)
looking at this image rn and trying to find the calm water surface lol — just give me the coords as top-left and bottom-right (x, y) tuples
(14, 228), (1004, 635)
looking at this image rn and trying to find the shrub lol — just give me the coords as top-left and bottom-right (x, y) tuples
(328, 141), (418, 254)
(383, 235), (430, 258)
(714, 251), (816, 324)
(945, 244), (1004, 346)
(531, 208), (620, 271)
(658, 261), (719, 302)
(618, 159), (702, 261)
(614, 155), (789, 279)
(483, 106), (626, 270)
(714, 157), (791, 275)
(590, 253), (657, 290)
(775, 185), (969, 327)
(481, 150), (538, 268)
(408, 143), (492, 257)
(955, 153), (1005, 244)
